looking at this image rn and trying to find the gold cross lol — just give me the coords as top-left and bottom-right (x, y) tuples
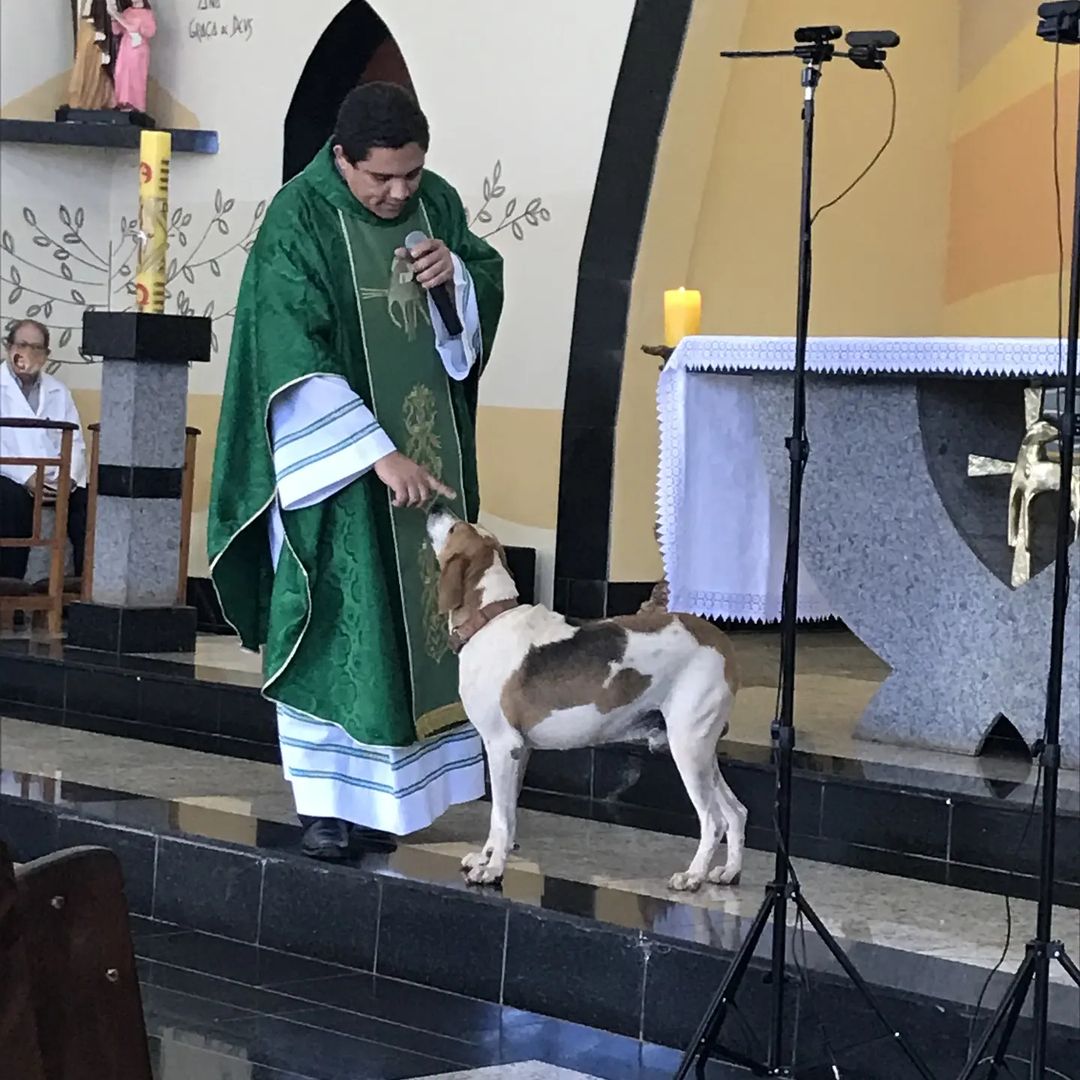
(966, 388), (1043, 478)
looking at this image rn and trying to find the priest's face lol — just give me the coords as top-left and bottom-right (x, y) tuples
(334, 143), (425, 219)
(6, 322), (49, 384)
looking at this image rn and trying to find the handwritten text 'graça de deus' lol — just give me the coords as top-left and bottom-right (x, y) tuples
(189, 0), (255, 44)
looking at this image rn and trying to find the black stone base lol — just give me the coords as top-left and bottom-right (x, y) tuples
(55, 106), (155, 128)
(82, 311), (212, 364)
(67, 602), (197, 654)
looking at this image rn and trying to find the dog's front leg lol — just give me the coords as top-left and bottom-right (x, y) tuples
(464, 734), (525, 885)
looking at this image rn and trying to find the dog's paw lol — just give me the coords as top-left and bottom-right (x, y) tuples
(707, 866), (741, 887)
(465, 862), (504, 886)
(668, 871), (705, 893)
(461, 849), (491, 872)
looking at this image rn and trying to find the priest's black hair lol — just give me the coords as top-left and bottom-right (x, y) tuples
(333, 82), (429, 164)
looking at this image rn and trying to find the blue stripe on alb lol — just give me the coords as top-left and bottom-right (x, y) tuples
(272, 397), (365, 451)
(276, 422), (381, 480)
(286, 754), (485, 799)
(279, 727), (479, 771)
(277, 705), (476, 765)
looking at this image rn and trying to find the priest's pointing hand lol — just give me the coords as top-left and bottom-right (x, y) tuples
(374, 450), (456, 508)
(397, 239), (454, 289)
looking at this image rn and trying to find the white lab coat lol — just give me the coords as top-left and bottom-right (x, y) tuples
(0, 363), (88, 489)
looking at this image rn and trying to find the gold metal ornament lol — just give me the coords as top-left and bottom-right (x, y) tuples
(967, 387), (1080, 586)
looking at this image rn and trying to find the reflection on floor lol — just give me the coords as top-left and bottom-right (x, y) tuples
(131, 627), (1077, 786)
(6, 620), (1071, 789)
(4, 717), (1077, 993)
(135, 919), (733, 1080)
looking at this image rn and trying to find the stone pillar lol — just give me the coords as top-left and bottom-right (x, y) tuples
(68, 311), (211, 654)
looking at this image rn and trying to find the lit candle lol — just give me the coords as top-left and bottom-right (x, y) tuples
(663, 287), (701, 347)
(135, 130), (172, 314)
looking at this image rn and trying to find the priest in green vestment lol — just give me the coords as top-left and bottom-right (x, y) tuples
(208, 83), (504, 859)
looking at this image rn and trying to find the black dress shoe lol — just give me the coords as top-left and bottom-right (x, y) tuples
(300, 817), (350, 860)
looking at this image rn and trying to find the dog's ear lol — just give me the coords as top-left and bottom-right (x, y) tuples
(438, 555), (467, 614)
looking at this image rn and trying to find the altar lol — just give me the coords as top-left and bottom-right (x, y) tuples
(658, 336), (1080, 766)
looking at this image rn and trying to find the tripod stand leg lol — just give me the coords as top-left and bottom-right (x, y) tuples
(1056, 946), (1080, 987)
(673, 894), (776, 1080)
(792, 892), (937, 1080)
(955, 950), (1038, 1080)
(983, 956), (1037, 1080)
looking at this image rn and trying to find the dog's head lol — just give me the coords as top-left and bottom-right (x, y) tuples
(426, 508), (517, 622)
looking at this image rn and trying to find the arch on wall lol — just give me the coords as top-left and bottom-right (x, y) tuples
(282, 0), (413, 183)
(553, 0), (693, 618)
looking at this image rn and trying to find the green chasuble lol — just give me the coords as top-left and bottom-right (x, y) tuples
(208, 146), (503, 747)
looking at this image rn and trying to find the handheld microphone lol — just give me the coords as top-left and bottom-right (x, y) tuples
(404, 230), (462, 337)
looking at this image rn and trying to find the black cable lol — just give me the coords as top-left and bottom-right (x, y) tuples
(980, 1056), (1073, 1080)
(759, 54), (900, 1078)
(811, 65), (898, 226)
(964, 769), (1043, 1062)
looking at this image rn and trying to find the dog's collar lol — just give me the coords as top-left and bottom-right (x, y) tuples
(448, 599), (519, 655)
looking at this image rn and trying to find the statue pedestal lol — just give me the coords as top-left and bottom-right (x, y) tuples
(68, 312), (211, 654)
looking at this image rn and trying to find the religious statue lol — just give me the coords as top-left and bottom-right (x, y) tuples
(108, 0), (157, 115)
(67, 0), (116, 111)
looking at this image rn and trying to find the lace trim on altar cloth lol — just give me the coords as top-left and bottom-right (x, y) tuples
(669, 589), (834, 623)
(656, 355), (684, 595)
(668, 335), (1067, 377)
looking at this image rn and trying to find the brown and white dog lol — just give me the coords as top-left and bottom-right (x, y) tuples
(426, 508), (746, 892)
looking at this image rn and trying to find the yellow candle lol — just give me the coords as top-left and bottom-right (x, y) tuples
(135, 130), (172, 314)
(663, 287), (701, 347)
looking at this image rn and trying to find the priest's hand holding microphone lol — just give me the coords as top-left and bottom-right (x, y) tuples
(374, 232), (460, 509)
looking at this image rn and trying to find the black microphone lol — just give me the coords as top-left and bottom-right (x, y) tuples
(404, 229), (462, 337)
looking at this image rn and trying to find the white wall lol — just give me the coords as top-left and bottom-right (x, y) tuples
(1, 0), (637, 586)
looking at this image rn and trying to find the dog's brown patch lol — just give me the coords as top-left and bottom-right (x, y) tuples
(500, 623), (653, 731)
(612, 610), (740, 692)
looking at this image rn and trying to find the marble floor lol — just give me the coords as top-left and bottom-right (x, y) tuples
(133, 918), (733, 1080)
(4, 715), (1078, 1006)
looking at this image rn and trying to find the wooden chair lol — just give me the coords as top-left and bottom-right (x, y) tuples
(81, 423), (200, 606)
(0, 417), (77, 636)
(1, 841), (154, 1080)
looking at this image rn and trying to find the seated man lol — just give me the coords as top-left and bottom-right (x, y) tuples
(0, 320), (89, 581)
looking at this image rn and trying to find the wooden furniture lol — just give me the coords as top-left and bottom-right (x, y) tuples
(0, 417), (77, 636)
(176, 425), (201, 606)
(2, 419), (200, 633)
(0, 841), (154, 1080)
(80, 423), (200, 607)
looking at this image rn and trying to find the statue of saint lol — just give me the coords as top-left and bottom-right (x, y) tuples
(67, 0), (116, 111)
(108, 0), (157, 115)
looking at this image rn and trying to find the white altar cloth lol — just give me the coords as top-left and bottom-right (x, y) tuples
(657, 336), (1064, 622)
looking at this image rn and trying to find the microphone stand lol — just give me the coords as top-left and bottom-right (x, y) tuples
(674, 29), (935, 1080)
(954, 5), (1080, 1077)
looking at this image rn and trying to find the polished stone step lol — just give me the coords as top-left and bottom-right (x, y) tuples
(3, 633), (1077, 907)
(2, 720), (1078, 1079)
